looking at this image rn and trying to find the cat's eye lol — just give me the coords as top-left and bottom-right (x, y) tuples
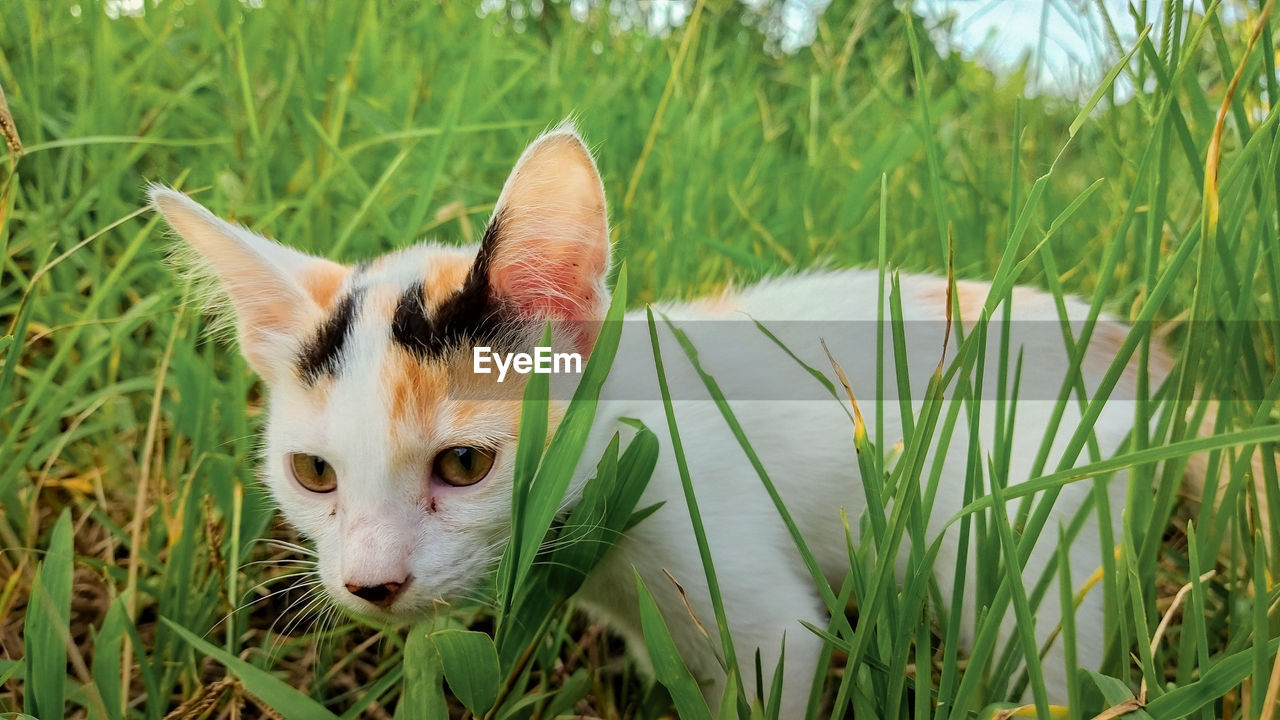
(289, 453), (337, 493)
(433, 446), (495, 487)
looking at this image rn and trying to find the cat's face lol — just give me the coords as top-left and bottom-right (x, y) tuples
(151, 125), (610, 621)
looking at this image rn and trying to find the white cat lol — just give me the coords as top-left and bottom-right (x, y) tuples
(150, 124), (1254, 715)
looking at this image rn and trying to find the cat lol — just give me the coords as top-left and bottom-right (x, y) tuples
(150, 122), (1262, 715)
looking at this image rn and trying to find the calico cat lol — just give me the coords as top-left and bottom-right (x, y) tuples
(150, 123), (1259, 715)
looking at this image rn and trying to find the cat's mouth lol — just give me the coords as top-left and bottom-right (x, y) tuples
(328, 590), (439, 624)
(324, 574), (478, 624)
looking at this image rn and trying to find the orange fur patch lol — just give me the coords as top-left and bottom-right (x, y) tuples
(385, 345), (527, 454)
(685, 289), (740, 315)
(367, 284), (406, 324)
(387, 349), (447, 431)
(422, 253), (473, 310)
(302, 262), (351, 310)
(912, 278), (1176, 396)
(916, 278), (991, 330)
(1082, 319), (1175, 394)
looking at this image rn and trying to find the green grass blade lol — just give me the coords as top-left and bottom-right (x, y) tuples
(23, 508), (72, 719)
(497, 323), (552, 621)
(508, 266), (629, 594)
(91, 595), (130, 720)
(162, 619), (341, 720)
(634, 571), (714, 720)
(948, 425), (1280, 522)
(647, 306), (744, 701)
(431, 630), (500, 717)
(1143, 637), (1280, 716)
(658, 313), (853, 631)
(396, 625), (448, 720)
(1070, 24), (1153, 137)
(1078, 670), (1153, 718)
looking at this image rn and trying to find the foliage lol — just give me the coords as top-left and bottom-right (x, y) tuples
(1, 0), (1278, 717)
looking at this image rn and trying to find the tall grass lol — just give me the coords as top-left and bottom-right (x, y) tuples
(1, 0), (1278, 717)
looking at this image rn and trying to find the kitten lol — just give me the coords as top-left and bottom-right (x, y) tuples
(150, 123), (1256, 715)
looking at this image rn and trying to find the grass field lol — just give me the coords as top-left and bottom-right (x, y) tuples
(2, 0), (1280, 717)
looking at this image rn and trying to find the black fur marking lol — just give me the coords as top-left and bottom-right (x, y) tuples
(390, 212), (519, 359)
(390, 281), (437, 357)
(297, 288), (364, 384)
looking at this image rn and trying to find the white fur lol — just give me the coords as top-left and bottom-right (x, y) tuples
(154, 127), (1160, 717)
(574, 271), (1140, 713)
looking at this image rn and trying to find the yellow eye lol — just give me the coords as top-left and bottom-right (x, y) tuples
(433, 446), (495, 487)
(289, 453), (337, 493)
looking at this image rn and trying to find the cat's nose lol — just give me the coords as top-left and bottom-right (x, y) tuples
(345, 577), (409, 608)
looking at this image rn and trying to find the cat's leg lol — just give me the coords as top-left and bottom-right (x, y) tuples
(742, 592), (827, 718)
(708, 566), (829, 716)
(579, 532), (830, 716)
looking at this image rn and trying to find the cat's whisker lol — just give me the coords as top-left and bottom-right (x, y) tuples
(266, 588), (329, 662)
(245, 564), (318, 578)
(241, 483), (279, 505)
(281, 593), (331, 639)
(252, 537), (318, 557)
(528, 558), (595, 574)
(240, 557), (317, 569)
(537, 534), (616, 554)
(264, 579), (325, 626)
(318, 604), (344, 643)
(213, 571), (325, 633)
(451, 591), (499, 613)
(227, 581), (326, 630)
(240, 570), (322, 598)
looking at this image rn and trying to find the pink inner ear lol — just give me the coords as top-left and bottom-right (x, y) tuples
(495, 255), (599, 321)
(482, 126), (612, 351)
(493, 252), (606, 356)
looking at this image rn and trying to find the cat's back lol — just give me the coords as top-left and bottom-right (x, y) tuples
(617, 268), (1114, 404)
(649, 267), (1082, 325)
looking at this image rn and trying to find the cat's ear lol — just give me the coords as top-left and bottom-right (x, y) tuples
(149, 185), (349, 380)
(477, 124), (611, 331)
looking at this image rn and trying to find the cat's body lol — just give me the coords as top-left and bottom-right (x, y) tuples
(574, 270), (1146, 711)
(151, 125), (1234, 716)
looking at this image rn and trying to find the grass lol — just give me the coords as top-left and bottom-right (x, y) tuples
(1, 0), (1279, 717)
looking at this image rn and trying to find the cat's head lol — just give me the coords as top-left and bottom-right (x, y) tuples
(150, 124), (610, 621)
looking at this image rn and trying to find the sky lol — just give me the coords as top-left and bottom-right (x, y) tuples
(920, 0), (1126, 95)
(785, 1), (1243, 99)
(675, 0), (1160, 97)
(100, 0), (1252, 100)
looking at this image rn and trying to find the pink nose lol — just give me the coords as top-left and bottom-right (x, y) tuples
(345, 578), (409, 608)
